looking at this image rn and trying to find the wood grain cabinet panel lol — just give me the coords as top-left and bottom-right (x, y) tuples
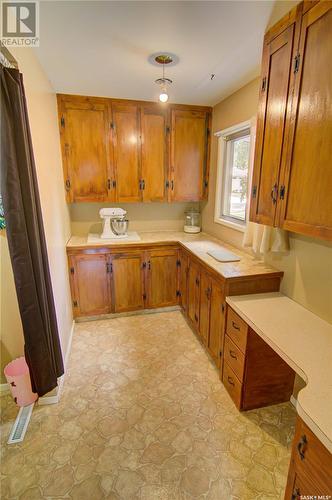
(140, 105), (167, 202)
(284, 416), (332, 499)
(145, 248), (178, 308)
(187, 259), (201, 328)
(250, 22), (298, 225)
(179, 250), (189, 312)
(112, 102), (141, 203)
(58, 96), (113, 203)
(170, 108), (210, 201)
(199, 271), (211, 345)
(69, 253), (111, 317)
(278, 1), (332, 240)
(207, 278), (225, 367)
(110, 251), (145, 312)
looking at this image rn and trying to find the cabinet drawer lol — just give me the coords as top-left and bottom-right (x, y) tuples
(226, 307), (248, 353)
(292, 417), (332, 493)
(224, 335), (246, 382)
(222, 361), (242, 409)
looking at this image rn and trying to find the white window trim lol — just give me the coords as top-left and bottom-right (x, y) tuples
(214, 119), (255, 233)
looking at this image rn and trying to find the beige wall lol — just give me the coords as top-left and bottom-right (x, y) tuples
(70, 202), (199, 236)
(0, 48), (73, 383)
(201, 78), (332, 325)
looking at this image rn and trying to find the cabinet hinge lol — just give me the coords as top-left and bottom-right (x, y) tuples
(261, 77), (267, 92)
(294, 54), (300, 73)
(207, 128), (211, 136)
(204, 180), (208, 188)
(221, 303), (225, 313)
(70, 267), (74, 275)
(165, 126), (170, 134)
(176, 259), (181, 267)
(142, 262), (147, 269)
(110, 122), (115, 130)
(106, 262), (112, 273)
(107, 179), (111, 190)
(252, 185), (257, 198)
(65, 179), (71, 191)
(219, 350), (223, 358)
(279, 185), (286, 200)
(73, 300), (78, 307)
(112, 180), (116, 188)
(61, 116), (65, 127)
(165, 180), (170, 189)
(143, 293), (146, 300)
(176, 290), (181, 297)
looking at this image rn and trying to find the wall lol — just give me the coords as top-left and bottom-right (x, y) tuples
(0, 48), (73, 383)
(70, 202), (199, 236)
(201, 78), (332, 325)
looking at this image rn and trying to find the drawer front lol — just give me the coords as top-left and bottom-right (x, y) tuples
(222, 361), (242, 409)
(224, 335), (246, 382)
(226, 307), (248, 353)
(292, 417), (332, 493)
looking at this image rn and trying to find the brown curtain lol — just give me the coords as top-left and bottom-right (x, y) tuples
(1, 65), (64, 396)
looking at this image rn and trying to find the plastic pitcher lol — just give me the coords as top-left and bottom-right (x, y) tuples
(4, 357), (38, 406)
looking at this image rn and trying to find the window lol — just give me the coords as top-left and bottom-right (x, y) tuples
(215, 120), (253, 232)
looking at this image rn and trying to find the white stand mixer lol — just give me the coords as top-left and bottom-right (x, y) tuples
(100, 208), (128, 239)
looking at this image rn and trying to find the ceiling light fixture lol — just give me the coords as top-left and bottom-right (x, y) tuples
(154, 54), (173, 103)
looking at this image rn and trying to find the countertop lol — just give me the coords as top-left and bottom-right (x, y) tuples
(227, 292), (332, 453)
(67, 231), (283, 280)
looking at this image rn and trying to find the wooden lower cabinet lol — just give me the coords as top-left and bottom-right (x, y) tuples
(187, 259), (201, 328)
(285, 416), (332, 499)
(145, 248), (179, 308)
(178, 249), (189, 312)
(222, 305), (295, 410)
(111, 251), (145, 312)
(69, 253), (111, 317)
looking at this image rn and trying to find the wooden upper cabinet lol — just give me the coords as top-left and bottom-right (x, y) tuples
(57, 95), (113, 203)
(278, 1), (332, 240)
(112, 102), (141, 203)
(140, 105), (167, 202)
(250, 10), (301, 225)
(170, 107), (211, 202)
(145, 248), (178, 308)
(69, 253), (111, 317)
(110, 251), (145, 312)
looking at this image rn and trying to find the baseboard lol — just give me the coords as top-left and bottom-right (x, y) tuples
(38, 319), (74, 406)
(75, 305), (181, 323)
(0, 383), (10, 395)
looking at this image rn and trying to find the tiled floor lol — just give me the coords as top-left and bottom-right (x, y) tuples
(1, 311), (296, 499)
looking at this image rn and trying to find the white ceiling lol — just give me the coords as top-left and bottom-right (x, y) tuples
(35, 1), (296, 106)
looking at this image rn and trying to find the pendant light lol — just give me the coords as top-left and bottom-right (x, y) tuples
(154, 54), (173, 103)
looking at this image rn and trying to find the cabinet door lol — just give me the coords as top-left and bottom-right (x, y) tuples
(69, 253), (111, 317)
(141, 105), (167, 202)
(112, 102), (141, 202)
(278, 2), (332, 240)
(111, 252), (145, 312)
(187, 259), (200, 328)
(208, 278), (224, 367)
(250, 16), (300, 225)
(199, 271), (211, 346)
(179, 250), (189, 312)
(145, 248), (178, 308)
(58, 96), (113, 203)
(170, 108), (210, 201)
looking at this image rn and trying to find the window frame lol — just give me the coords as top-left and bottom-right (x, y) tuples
(214, 119), (255, 233)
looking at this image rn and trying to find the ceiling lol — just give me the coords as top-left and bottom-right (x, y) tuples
(35, 1), (297, 106)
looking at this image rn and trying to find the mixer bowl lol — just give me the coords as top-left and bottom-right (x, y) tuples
(111, 219), (129, 236)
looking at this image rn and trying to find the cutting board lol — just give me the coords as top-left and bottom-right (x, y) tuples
(207, 248), (241, 262)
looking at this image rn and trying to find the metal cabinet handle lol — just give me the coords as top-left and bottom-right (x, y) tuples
(171, 180), (174, 190)
(297, 435), (307, 460)
(141, 179), (145, 190)
(227, 376), (235, 386)
(232, 321), (240, 331)
(229, 350), (237, 359)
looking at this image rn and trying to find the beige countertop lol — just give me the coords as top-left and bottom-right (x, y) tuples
(67, 231), (283, 280)
(227, 292), (332, 453)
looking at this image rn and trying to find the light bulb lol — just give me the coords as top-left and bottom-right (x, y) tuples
(159, 91), (169, 103)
